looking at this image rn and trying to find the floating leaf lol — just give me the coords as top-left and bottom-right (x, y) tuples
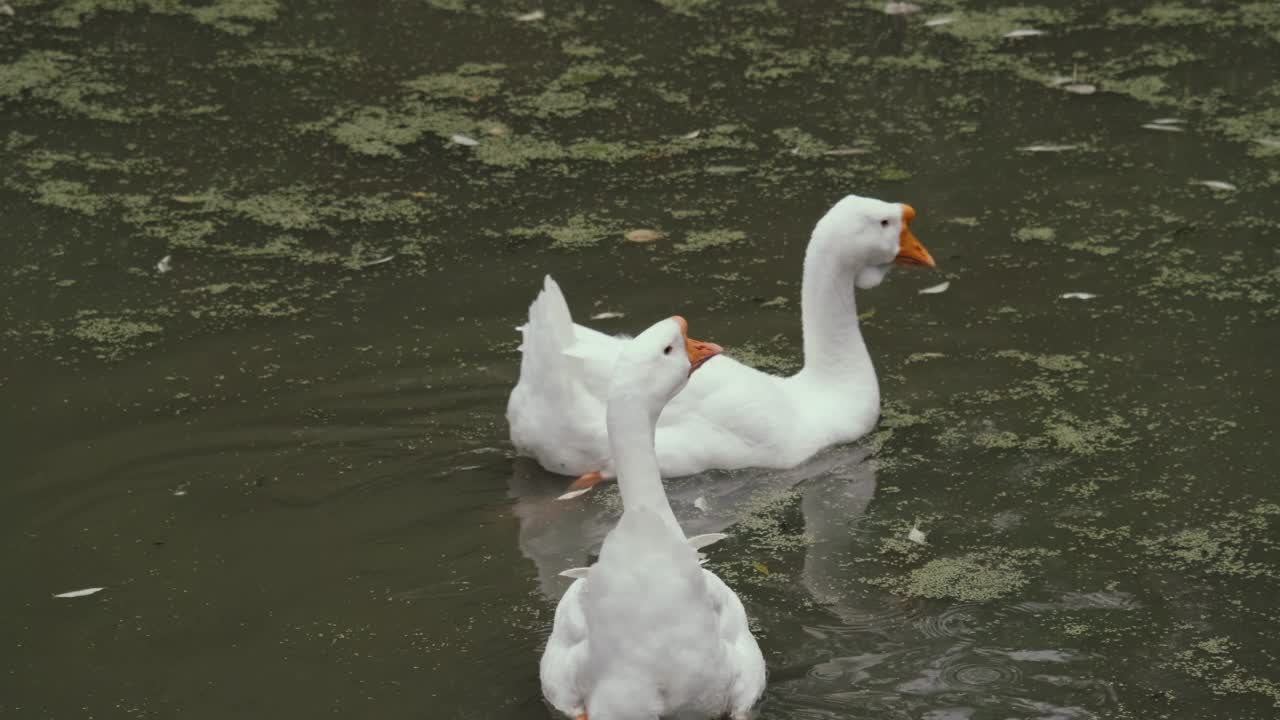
(1019, 144), (1078, 153)
(925, 16), (954, 26)
(171, 195), (198, 204)
(155, 255), (172, 274)
(1062, 83), (1097, 95)
(908, 522), (928, 545)
(515, 9), (545, 22)
(752, 561), (770, 575)
(556, 487), (592, 501)
(1003, 28), (1046, 38)
(362, 255), (396, 267)
(54, 587), (104, 598)
(884, 2), (922, 15)
(919, 281), (950, 295)
(450, 134), (479, 147)
(1150, 118), (1185, 126)
(688, 533), (726, 550)
(624, 229), (664, 243)
(1060, 292), (1097, 300)
(590, 311), (625, 320)
(679, 129), (701, 140)
(1195, 180), (1237, 192)
(693, 496), (709, 512)
(1142, 123), (1184, 133)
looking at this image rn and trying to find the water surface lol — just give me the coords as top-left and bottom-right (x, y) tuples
(3, 0), (1278, 718)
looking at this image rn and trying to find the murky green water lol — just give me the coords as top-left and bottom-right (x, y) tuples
(3, 0), (1278, 717)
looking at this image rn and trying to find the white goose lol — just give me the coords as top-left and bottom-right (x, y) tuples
(507, 194), (935, 497)
(539, 316), (766, 720)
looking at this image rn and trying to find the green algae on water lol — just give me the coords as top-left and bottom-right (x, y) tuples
(0, 50), (130, 122)
(403, 65), (505, 100)
(725, 339), (800, 374)
(869, 553), (1030, 603)
(71, 315), (163, 359)
(32, 179), (108, 216)
(49, 0), (281, 35)
(1043, 411), (1133, 456)
(675, 229), (746, 253)
(1170, 636), (1280, 708)
(511, 214), (618, 250)
(1014, 226), (1056, 243)
(1141, 503), (1280, 580)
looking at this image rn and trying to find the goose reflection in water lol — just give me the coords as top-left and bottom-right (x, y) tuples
(508, 442), (877, 612)
(507, 443), (1113, 720)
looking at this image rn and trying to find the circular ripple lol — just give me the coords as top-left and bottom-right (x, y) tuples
(917, 602), (982, 640)
(810, 595), (920, 636)
(940, 659), (1022, 691)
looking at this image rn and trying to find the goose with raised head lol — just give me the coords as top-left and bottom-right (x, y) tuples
(539, 316), (765, 720)
(507, 194), (935, 497)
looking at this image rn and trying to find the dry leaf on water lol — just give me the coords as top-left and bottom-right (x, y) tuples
(1062, 83), (1097, 95)
(884, 2), (922, 15)
(908, 522), (928, 545)
(624, 229), (664, 243)
(1195, 180), (1237, 192)
(1019, 144), (1078, 153)
(54, 587), (104, 598)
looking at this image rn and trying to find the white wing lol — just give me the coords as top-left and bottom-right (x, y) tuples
(703, 570), (767, 718)
(539, 579), (590, 718)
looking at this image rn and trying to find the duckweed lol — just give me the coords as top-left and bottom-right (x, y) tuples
(870, 553), (1030, 603)
(675, 229), (746, 253)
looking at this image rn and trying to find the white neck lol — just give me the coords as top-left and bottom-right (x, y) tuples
(796, 237), (877, 386)
(606, 392), (680, 528)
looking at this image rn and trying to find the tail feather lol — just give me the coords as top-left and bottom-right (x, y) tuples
(509, 275), (606, 474)
(518, 275), (579, 394)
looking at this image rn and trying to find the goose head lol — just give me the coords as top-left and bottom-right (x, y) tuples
(810, 194), (935, 289)
(608, 316), (723, 417)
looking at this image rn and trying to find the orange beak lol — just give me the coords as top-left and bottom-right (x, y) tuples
(894, 204), (936, 268)
(673, 316), (722, 376)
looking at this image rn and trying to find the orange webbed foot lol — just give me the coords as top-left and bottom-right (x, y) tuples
(557, 471), (604, 501)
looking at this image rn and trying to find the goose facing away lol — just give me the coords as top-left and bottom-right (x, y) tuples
(507, 194), (935, 497)
(539, 315), (766, 720)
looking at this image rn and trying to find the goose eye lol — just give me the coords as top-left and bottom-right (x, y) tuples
(880, 219), (890, 228)
(663, 345), (673, 355)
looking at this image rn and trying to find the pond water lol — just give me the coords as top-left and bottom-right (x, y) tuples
(2, 0), (1278, 718)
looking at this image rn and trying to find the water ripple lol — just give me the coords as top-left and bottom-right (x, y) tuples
(917, 602), (982, 640)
